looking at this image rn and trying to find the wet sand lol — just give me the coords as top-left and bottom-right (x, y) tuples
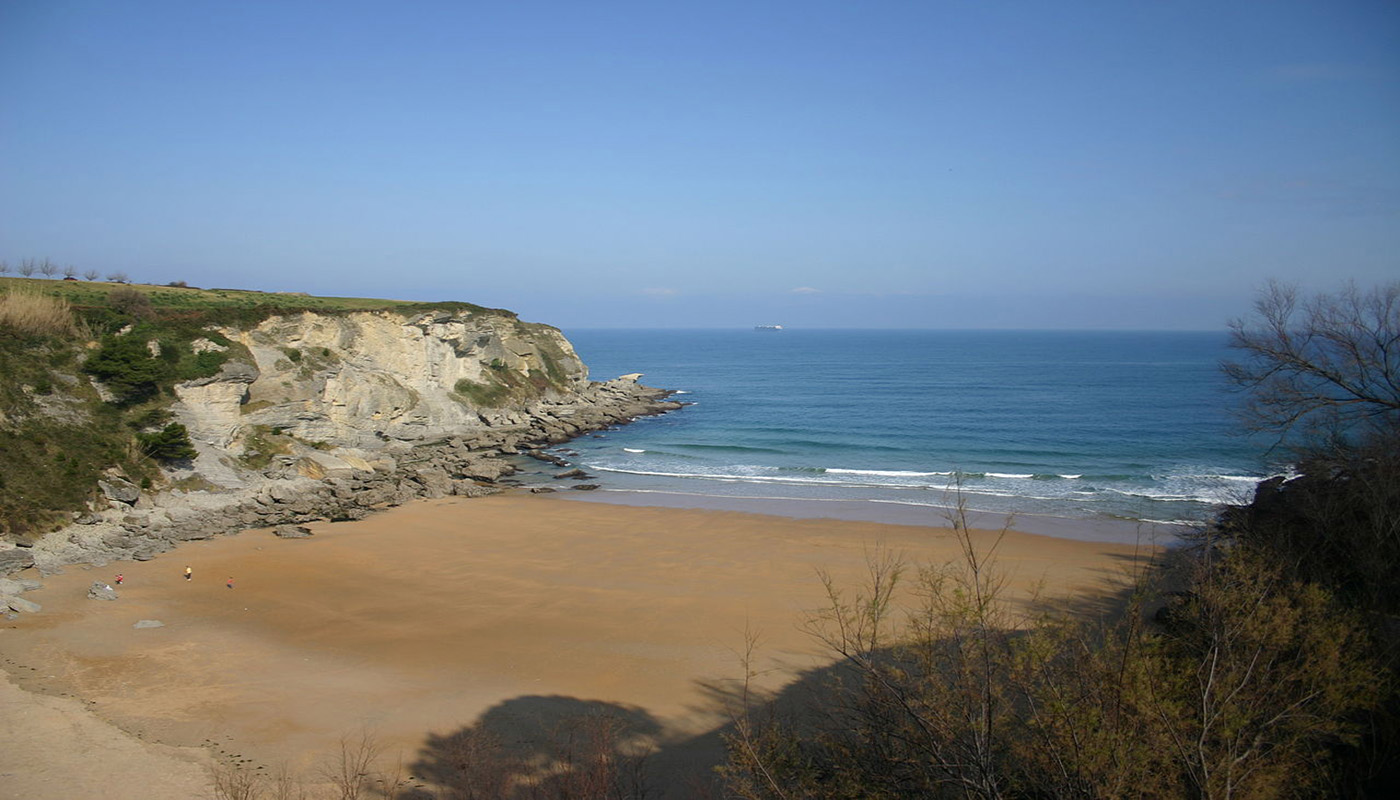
(0, 493), (1155, 797)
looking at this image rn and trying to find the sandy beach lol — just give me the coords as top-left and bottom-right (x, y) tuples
(0, 493), (1155, 798)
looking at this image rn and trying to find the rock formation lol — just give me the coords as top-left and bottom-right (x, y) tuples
(0, 307), (682, 580)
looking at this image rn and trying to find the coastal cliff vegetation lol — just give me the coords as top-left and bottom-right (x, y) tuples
(0, 276), (551, 541)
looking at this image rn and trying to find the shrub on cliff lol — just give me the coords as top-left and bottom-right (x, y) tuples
(136, 422), (197, 462)
(81, 324), (231, 407)
(82, 332), (171, 405)
(0, 287), (79, 338)
(108, 286), (155, 320)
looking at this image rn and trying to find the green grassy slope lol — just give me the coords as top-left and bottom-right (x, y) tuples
(0, 276), (510, 316)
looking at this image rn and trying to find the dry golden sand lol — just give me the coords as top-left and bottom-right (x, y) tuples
(0, 493), (1153, 797)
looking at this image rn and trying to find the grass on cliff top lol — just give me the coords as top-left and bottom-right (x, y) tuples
(0, 276), (513, 319)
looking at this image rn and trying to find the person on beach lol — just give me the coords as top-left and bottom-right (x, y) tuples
(226, 577), (234, 589)
(185, 566), (192, 581)
(114, 573), (123, 585)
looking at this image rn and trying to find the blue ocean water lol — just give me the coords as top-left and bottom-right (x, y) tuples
(552, 329), (1273, 532)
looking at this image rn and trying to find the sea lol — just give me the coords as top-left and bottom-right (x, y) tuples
(536, 329), (1277, 543)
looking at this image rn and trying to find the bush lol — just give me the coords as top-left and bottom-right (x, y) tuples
(0, 288), (79, 338)
(83, 333), (170, 405)
(455, 377), (513, 407)
(136, 423), (197, 462)
(108, 286), (155, 320)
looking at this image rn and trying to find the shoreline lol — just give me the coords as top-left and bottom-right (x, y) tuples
(554, 485), (1193, 545)
(0, 492), (1157, 798)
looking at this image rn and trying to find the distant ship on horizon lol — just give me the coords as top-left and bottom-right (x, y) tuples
(754, 324), (783, 331)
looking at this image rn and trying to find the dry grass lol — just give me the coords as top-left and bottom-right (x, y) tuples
(0, 287), (79, 337)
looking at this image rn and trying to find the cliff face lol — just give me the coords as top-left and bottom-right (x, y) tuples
(176, 309), (591, 457)
(0, 307), (680, 579)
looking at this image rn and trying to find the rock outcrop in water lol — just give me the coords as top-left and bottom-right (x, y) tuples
(0, 308), (681, 577)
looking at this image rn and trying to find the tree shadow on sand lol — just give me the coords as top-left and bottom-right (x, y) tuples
(400, 695), (663, 800)
(398, 570), (1161, 799)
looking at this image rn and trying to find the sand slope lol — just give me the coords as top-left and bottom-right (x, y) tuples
(0, 669), (212, 800)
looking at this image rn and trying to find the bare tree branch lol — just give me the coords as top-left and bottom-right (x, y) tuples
(1224, 280), (1400, 443)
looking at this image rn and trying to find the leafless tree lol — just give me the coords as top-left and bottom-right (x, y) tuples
(1223, 280), (1400, 443)
(106, 270), (130, 283)
(83, 268), (100, 281)
(0, 260), (10, 275)
(211, 760), (264, 800)
(38, 258), (57, 277)
(18, 259), (36, 277)
(62, 264), (77, 279)
(320, 728), (383, 800)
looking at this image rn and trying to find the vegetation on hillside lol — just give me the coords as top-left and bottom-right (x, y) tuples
(0, 315), (148, 538)
(0, 274), (512, 318)
(0, 276), (521, 540)
(453, 353), (571, 408)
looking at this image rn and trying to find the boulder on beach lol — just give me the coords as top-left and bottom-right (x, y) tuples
(87, 582), (119, 601)
(0, 577), (39, 596)
(133, 619), (165, 629)
(273, 525), (314, 539)
(5, 595), (41, 613)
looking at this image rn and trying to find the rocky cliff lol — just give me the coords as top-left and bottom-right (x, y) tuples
(185, 310), (590, 453)
(0, 307), (681, 588)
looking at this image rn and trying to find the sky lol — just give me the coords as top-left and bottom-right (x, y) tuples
(1, 1), (1397, 329)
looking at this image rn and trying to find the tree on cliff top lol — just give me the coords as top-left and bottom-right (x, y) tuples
(1223, 280), (1400, 446)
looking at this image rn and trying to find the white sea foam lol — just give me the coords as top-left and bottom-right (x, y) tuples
(1140, 517), (1204, 527)
(1103, 484), (1255, 505)
(826, 468), (956, 478)
(623, 448), (646, 453)
(593, 465), (944, 489)
(591, 465), (1119, 505)
(956, 488), (1105, 503)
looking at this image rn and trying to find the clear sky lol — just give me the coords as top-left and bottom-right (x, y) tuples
(2, 1), (1396, 329)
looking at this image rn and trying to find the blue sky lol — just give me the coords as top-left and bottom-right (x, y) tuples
(2, 1), (1396, 329)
